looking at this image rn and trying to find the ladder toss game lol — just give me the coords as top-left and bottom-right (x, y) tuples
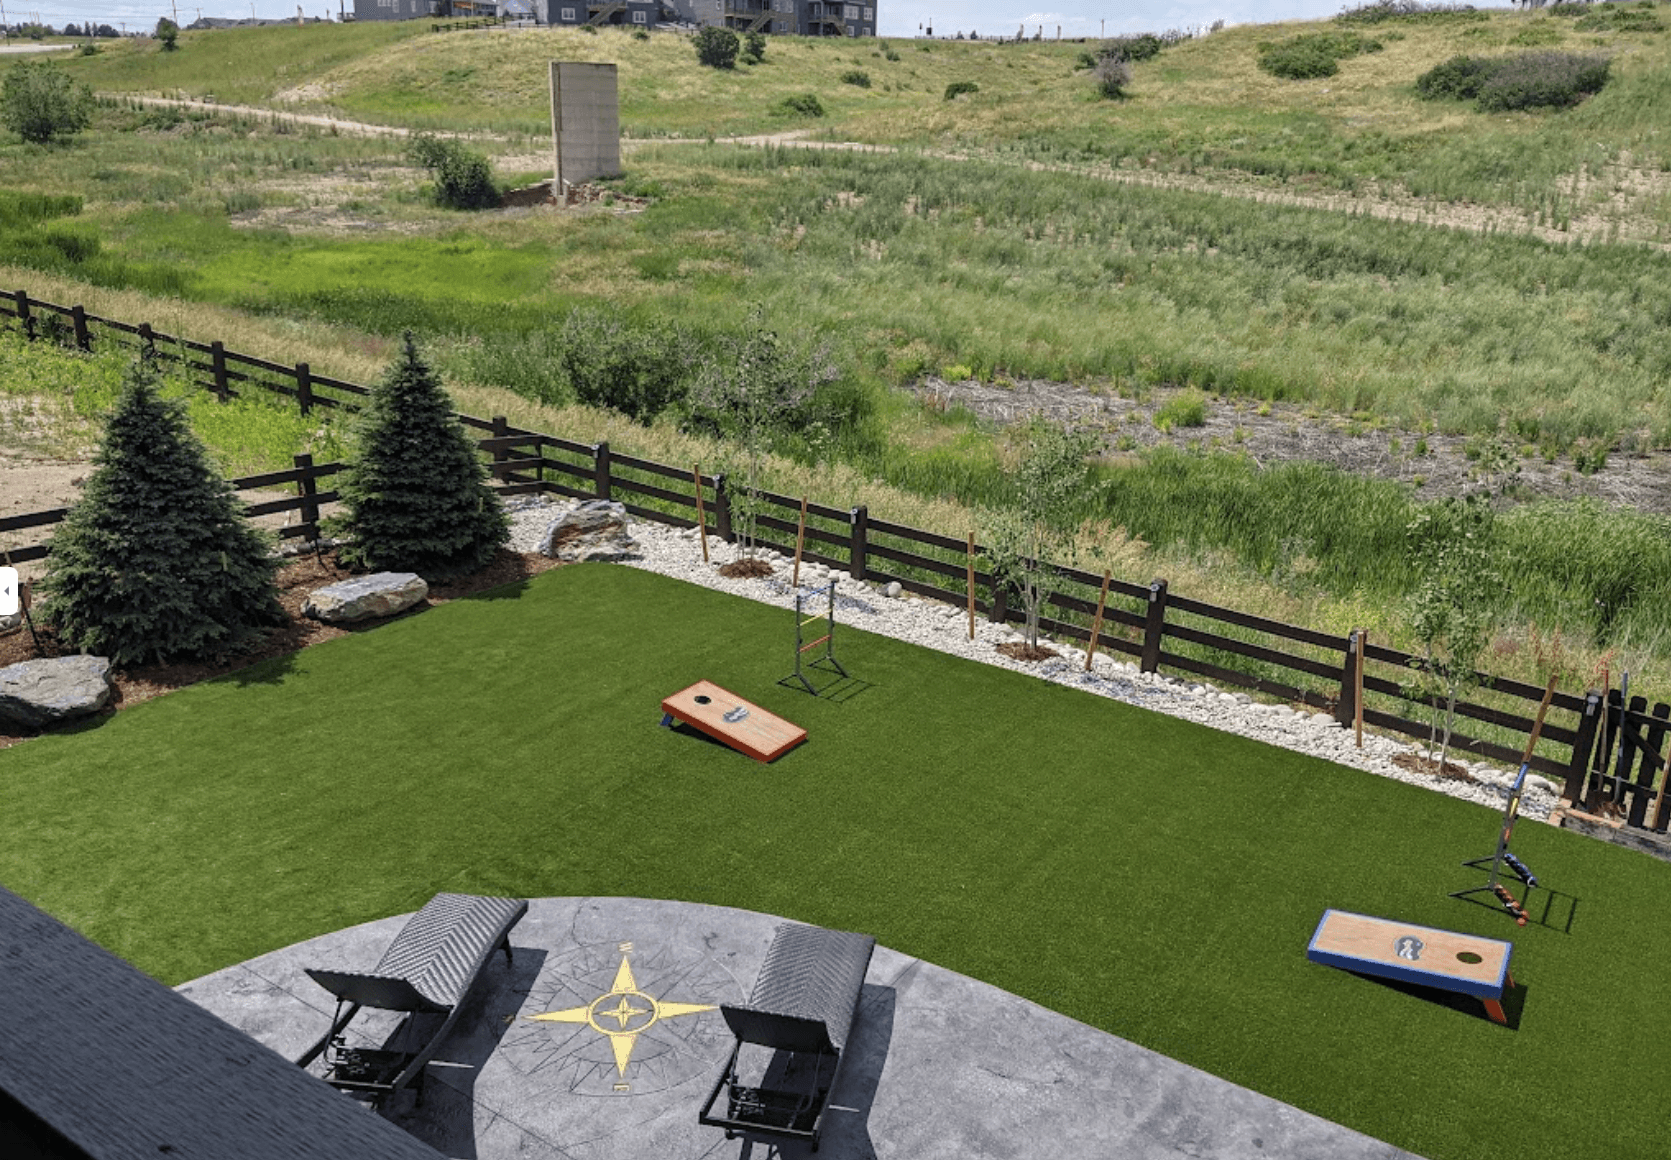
(786, 580), (849, 695)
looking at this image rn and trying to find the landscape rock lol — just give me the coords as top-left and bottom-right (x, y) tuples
(884, 581), (902, 598)
(538, 500), (640, 563)
(0, 655), (114, 729)
(303, 572), (428, 623)
(0, 611), (23, 632)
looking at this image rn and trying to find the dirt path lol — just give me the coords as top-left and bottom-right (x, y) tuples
(105, 94), (436, 139)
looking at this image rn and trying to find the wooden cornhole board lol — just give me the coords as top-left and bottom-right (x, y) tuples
(1307, 909), (1515, 1024)
(660, 680), (806, 763)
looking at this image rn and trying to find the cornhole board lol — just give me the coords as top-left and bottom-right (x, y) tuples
(1307, 909), (1515, 1024)
(660, 680), (806, 763)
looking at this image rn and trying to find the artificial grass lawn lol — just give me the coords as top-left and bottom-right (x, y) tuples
(1, 563), (1665, 1160)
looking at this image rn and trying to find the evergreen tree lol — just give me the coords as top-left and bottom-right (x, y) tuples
(331, 334), (509, 581)
(40, 357), (285, 667)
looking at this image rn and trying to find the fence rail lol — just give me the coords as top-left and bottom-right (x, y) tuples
(3, 288), (1663, 833)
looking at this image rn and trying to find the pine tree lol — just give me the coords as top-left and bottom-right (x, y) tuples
(40, 357), (285, 667)
(332, 334), (509, 581)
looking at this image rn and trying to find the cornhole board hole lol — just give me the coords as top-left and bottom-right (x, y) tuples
(660, 680), (806, 763)
(1307, 909), (1515, 1024)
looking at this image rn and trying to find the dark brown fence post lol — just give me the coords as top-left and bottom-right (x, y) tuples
(848, 505), (867, 580)
(295, 363), (312, 417)
(16, 291), (35, 341)
(210, 342), (229, 402)
(137, 322), (155, 358)
(70, 305), (90, 351)
(713, 472), (734, 543)
(1562, 689), (1603, 804)
(1628, 701), (1669, 828)
(989, 581), (1009, 626)
(1335, 629), (1361, 727)
(1140, 578), (1168, 674)
(294, 453), (320, 542)
(594, 441), (612, 500)
(490, 415), (509, 481)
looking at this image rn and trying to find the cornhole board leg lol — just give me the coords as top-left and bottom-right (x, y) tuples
(1307, 909), (1514, 1024)
(660, 680), (807, 763)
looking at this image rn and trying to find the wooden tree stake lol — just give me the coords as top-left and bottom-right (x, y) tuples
(792, 495), (808, 588)
(966, 533), (976, 641)
(693, 464), (709, 564)
(1355, 628), (1367, 748)
(1085, 570), (1111, 673)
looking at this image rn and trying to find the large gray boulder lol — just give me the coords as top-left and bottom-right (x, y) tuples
(539, 500), (640, 563)
(0, 655), (115, 729)
(303, 572), (428, 623)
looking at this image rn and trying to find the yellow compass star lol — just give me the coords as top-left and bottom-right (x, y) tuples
(527, 951), (717, 1076)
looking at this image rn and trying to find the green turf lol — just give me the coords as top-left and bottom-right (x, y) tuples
(0, 563), (1665, 1160)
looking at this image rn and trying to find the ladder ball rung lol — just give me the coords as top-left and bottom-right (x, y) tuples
(798, 634), (831, 653)
(800, 614), (825, 628)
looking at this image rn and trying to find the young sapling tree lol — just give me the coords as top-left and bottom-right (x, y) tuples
(980, 415), (1100, 657)
(1403, 493), (1503, 772)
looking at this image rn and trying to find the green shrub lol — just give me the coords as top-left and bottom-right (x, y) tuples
(775, 92), (826, 117)
(555, 309), (695, 425)
(1414, 53), (1493, 100)
(1335, 1), (1486, 24)
(40, 356), (286, 666)
(632, 27), (649, 40)
(742, 30), (767, 63)
(0, 61), (94, 144)
(1093, 56), (1133, 99)
(155, 18), (179, 50)
(1258, 32), (1382, 80)
(1476, 51), (1611, 111)
(1154, 388), (1208, 432)
(1103, 33), (1164, 61)
(1575, 6), (1664, 32)
(407, 133), (499, 210)
(330, 334), (510, 582)
(1509, 21), (1565, 47)
(694, 26), (739, 69)
(841, 69), (872, 88)
(944, 79), (980, 100)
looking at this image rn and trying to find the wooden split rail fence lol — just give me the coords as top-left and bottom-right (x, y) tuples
(3, 289), (1665, 833)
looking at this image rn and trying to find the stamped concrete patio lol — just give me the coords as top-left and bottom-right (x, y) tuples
(178, 896), (1420, 1160)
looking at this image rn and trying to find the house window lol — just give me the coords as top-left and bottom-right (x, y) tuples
(845, 24), (855, 35)
(843, 4), (857, 18)
(863, 6), (872, 18)
(561, 6), (575, 17)
(632, 8), (646, 21)
(776, 19), (786, 31)
(863, 25), (870, 35)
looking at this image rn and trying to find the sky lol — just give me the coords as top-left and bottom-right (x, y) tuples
(7, 0), (1365, 41)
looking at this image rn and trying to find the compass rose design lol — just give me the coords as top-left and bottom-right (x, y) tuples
(527, 948), (717, 1079)
(503, 936), (742, 1097)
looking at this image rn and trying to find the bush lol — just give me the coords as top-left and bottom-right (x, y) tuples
(1415, 53), (1492, 100)
(1257, 31), (1382, 79)
(0, 61), (94, 144)
(1335, 0), (1485, 25)
(330, 334), (510, 582)
(841, 69), (871, 88)
(1103, 33), (1164, 62)
(694, 26), (739, 69)
(1416, 51), (1611, 110)
(1093, 56), (1133, 99)
(555, 309), (695, 424)
(944, 79), (980, 100)
(775, 92), (825, 117)
(155, 17), (178, 50)
(1574, 5), (1663, 32)
(742, 30), (767, 63)
(40, 357), (286, 666)
(633, 27), (649, 40)
(1475, 51), (1610, 111)
(407, 133), (499, 210)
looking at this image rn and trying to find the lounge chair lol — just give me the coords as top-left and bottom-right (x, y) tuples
(699, 922), (875, 1152)
(296, 892), (528, 1106)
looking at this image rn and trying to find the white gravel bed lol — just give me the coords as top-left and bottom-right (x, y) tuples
(505, 497), (1559, 823)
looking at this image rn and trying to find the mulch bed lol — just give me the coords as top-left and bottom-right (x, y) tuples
(0, 547), (567, 751)
(1391, 751), (1477, 783)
